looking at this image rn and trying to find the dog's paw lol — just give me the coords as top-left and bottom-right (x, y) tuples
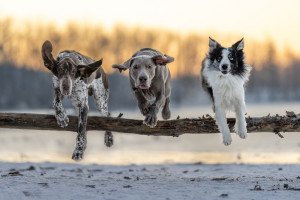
(104, 131), (113, 147)
(237, 126), (247, 139)
(56, 113), (69, 128)
(235, 122), (247, 139)
(72, 149), (84, 161)
(143, 113), (157, 128)
(222, 134), (232, 146)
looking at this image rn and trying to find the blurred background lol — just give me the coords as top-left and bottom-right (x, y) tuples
(0, 0), (300, 164)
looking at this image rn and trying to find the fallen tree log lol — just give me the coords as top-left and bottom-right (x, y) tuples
(0, 112), (299, 136)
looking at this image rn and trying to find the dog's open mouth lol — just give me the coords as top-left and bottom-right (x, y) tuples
(137, 84), (149, 89)
(221, 71), (228, 75)
(62, 90), (71, 96)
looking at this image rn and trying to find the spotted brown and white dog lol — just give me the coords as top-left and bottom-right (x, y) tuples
(42, 40), (112, 160)
(201, 37), (251, 146)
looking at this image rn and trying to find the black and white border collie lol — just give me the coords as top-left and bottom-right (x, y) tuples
(201, 37), (251, 145)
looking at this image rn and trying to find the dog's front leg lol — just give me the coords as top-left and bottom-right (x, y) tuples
(72, 104), (89, 161)
(215, 106), (232, 146)
(134, 91), (151, 116)
(144, 90), (165, 128)
(234, 101), (247, 139)
(53, 87), (69, 128)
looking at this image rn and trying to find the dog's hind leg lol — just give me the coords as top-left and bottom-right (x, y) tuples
(162, 74), (171, 120)
(234, 102), (247, 139)
(91, 78), (113, 147)
(162, 97), (171, 120)
(104, 131), (113, 147)
(215, 106), (232, 146)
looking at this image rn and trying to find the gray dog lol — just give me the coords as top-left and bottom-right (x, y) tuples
(113, 48), (174, 128)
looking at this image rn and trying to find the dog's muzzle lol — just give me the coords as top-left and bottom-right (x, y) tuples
(62, 84), (70, 95)
(136, 76), (149, 89)
(60, 77), (72, 95)
(220, 64), (229, 75)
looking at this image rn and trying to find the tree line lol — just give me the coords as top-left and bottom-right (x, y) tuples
(0, 17), (300, 110)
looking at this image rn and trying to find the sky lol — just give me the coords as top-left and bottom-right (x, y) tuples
(1, 0), (300, 53)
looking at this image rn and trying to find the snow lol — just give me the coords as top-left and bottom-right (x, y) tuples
(0, 162), (299, 200)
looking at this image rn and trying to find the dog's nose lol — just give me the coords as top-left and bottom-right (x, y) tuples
(139, 76), (148, 82)
(222, 64), (228, 70)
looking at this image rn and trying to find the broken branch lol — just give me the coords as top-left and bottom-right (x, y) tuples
(0, 112), (299, 136)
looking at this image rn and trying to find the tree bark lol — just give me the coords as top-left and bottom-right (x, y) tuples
(0, 112), (299, 136)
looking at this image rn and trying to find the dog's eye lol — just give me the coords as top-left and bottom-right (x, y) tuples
(133, 65), (138, 70)
(216, 56), (222, 62)
(147, 65), (152, 69)
(228, 54), (234, 62)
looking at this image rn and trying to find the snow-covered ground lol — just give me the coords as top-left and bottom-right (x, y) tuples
(0, 162), (300, 200)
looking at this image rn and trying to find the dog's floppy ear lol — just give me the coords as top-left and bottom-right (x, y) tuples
(112, 64), (129, 73)
(41, 40), (58, 75)
(152, 55), (174, 65)
(232, 38), (244, 51)
(112, 58), (133, 73)
(209, 37), (221, 52)
(77, 58), (103, 79)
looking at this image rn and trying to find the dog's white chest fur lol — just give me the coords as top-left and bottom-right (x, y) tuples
(203, 67), (246, 111)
